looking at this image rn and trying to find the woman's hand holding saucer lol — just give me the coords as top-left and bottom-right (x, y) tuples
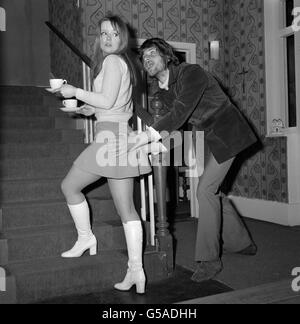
(60, 84), (77, 98)
(76, 104), (96, 116)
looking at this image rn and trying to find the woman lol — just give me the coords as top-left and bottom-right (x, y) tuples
(59, 15), (159, 294)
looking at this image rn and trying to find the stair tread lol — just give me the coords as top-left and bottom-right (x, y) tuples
(1, 197), (114, 209)
(0, 142), (86, 148)
(0, 178), (111, 204)
(0, 157), (74, 163)
(1, 156), (74, 161)
(0, 177), (65, 184)
(0, 116), (54, 121)
(2, 221), (120, 239)
(0, 129), (82, 134)
(0, 177), (110, 190)
(7, 250), (127, 275)
(0, 177), (109, 186)
(0, 104), (46, 108)
(1, 116), (67, 120)
(0, 143), (87, 157)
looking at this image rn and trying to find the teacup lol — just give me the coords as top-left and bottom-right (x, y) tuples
(50, 79), (67, 89)
(63, 99), (78, 108)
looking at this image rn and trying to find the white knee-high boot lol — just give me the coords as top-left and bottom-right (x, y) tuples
(114, 220), (146, 294)
(61, 200), (97, 258)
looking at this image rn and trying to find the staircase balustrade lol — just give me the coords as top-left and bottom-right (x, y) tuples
(151, 96), (174, 274)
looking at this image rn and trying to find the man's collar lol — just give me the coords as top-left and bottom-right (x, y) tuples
(158, 70), (170, 90)
(157, 64), (181, 91)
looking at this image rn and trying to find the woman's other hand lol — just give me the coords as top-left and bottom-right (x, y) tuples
(60, 84), (77, 98)
(76, 105), (96, 116)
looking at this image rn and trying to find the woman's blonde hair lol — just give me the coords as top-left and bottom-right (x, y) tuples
(91, 15), (129, 80)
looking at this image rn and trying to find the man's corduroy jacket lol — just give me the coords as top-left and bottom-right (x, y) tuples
(151, 62), (257, 163)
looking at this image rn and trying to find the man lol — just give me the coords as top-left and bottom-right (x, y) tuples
(137, 38), (258, 282)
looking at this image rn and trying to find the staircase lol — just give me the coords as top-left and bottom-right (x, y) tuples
(0, 86), (169, 304)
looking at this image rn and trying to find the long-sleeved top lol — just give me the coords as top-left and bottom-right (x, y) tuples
(76, 54), (133, 123)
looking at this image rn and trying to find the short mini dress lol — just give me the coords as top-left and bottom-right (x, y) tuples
(73, 55), (152, 179)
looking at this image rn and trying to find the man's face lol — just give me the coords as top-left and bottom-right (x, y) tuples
(142, 47), (166, 77)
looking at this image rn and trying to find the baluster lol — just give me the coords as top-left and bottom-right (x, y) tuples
(151, 96), (174, 274)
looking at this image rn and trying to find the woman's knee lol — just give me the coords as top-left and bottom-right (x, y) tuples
(118, 203), (139, 222)
(61, 177), (77, 198)
(61, 178), (68, 196)
(117, 204), (133, 218)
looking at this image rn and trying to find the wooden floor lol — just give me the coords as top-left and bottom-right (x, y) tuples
(177, 279), (300, 304)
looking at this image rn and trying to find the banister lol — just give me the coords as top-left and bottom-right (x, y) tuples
(45, 21), (92, 67)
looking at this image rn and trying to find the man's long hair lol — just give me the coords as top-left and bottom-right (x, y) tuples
(139, 38), (180, 67)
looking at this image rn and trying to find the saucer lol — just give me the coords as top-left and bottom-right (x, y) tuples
(46, 87), (61, 93)
(59, 107), (80, 113)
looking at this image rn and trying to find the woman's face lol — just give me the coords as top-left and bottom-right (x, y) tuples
(100, 20), (121, 56)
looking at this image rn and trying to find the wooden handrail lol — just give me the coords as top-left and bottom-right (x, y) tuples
(45, 21), (92, 67)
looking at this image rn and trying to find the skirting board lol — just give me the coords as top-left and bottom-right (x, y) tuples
(228, 196), (300, 227)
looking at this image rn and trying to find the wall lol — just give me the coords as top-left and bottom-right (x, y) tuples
(0, 0), (50, 86)
(223, 0), (288, 202)
(82, 0), (225, 81)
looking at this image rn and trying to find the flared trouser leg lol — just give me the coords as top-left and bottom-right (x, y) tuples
(195, 153), (252, 261)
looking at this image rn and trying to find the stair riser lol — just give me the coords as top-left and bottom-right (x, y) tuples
(0, 118), (55, 129)
(0, 130), (84, 144)
(4, 226), (125, 263)
(42, 93), (63, 107)
(0, 86), (46, 95)
(49, 109), (82, 119)
(0, 105), (49, 117)
(0, 239), (8, 265)
(0, 159), (74, 181)
(1, 200), (119, 231)
(0, 143), (86, 159)
(13, 252), (168, 304)
(5, 116), (81, 130)
(16, 259), (127, 304)
(55, 117), (83, 130)
(0, 96), (43, 105)
(0, 274), (17, 304)
(0, 87), (61, 107)
(0, 180), (111, 204)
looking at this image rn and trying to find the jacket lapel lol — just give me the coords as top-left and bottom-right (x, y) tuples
(168, 64), (180, 88)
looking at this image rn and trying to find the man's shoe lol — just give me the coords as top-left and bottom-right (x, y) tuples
(236, 243), (257, 256)
(191, 260), (223, 283)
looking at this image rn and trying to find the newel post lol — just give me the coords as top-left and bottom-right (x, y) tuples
(151, 96), (174, 275)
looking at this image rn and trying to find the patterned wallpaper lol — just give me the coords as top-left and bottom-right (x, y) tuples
(223, 0), (288, 203)
(48, 0), (288, 203)
(81, 0), (225, 80)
